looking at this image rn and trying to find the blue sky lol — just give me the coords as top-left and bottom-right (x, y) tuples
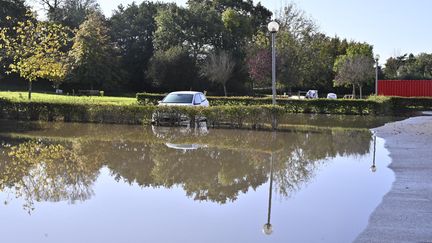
(33, 0), (432, 63)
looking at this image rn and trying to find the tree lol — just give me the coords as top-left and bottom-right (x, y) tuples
(334, 55), (374, 98)
(0, 12), (71, 99)
(201, 51), (235, 96)
(36, 0), (98, 28)
(1, 0), (28, 79)
(384, 53), (432, 80)
(68, 12), (121, 91)
(0, 0), (27, 28)
(147, 46), (198, 91)
(36, 0), (64, 22)
(333, 43), (374, 97)
(154, 3), (223, 60)
(60, 0), (99, 29)
(246, 48), (271, 88)
(110, 1), (160, 91)
(383, 55), (406, 79)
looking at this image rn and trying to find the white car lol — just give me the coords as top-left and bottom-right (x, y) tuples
(158, 91), (209, 107)
(153, 91), (209, 125)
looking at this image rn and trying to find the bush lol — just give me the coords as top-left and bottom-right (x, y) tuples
(137, 93), (391, 115)
(150, 105), (285, 129)
(0, 98), (150, 124)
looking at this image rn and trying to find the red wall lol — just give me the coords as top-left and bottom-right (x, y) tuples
(378, 80), (432, 97)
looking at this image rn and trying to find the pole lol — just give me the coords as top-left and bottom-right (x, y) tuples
(375, 59), (379, 95)
(271, 32), (277, 105)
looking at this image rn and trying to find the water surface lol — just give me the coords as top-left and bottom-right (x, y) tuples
(0, 119), (394, 243)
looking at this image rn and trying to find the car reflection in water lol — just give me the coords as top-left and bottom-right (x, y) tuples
(152, 124), (209, 153)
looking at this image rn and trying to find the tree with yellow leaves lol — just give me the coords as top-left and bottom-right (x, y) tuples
(0, 12), (71, 99)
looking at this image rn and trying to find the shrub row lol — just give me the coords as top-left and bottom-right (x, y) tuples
(136, 93), (389, 115)
(137, 92), (293, 106)
(389, 97), (432, 111)
(137, 93), (432, 114)
(0, 98), (285, 129)
(150, 105), (285, 129)
(0, 98), (147, 124)
(2, 96), (430, 129)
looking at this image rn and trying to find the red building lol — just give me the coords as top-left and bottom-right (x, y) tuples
(378, 80), (432, 97)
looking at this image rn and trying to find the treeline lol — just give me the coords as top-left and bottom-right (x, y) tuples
(1, 0), (431, 97)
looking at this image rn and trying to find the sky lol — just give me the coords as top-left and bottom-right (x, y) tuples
(32, 0), (432, 63)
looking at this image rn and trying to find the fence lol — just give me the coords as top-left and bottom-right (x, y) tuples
(378, 80), (432, 97)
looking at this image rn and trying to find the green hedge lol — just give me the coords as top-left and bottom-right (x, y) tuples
(2, 95), (431, 129)
(0, 98), (148, 124)
(136, 93), (272, 106)
(137, 93), (432, 114)
(0, 98), (284, 129)
(389, 97), (432, 110)
(136, 93), (389, 115)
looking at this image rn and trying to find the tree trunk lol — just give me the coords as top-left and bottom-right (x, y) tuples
(359, 85), (363, 99)
(223, 84), (227, 97)
(352, 84), (356, 99)
(28, 81), (32, 100)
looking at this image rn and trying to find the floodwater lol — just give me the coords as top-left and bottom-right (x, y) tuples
(0, 117), (396, 243)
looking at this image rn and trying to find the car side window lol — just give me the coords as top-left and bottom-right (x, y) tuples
(194, 94), (202, 104)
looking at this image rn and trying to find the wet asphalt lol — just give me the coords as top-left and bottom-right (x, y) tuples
(355, 115), (432, 242)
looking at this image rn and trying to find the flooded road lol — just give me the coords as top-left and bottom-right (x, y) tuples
(0, 119), (395, 243)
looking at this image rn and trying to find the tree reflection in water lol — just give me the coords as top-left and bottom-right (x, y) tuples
(0, 124), (373, 212)
(0, 140), (101, 213)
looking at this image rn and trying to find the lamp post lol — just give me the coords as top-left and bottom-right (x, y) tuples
(375, 54), (380, 95)
(268, 21), (280, 105)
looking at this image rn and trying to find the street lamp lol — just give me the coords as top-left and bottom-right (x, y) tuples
(268, 21), (280, 105)
(375, 54), (380, 95)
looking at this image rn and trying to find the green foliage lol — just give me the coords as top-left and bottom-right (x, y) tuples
(383, 53), (432, 80)
(333, 42), (375, 96)
(59, 0), (100, 29)
(147, 46), (198, 91)
(0, 98), (146, 124)
(68, 12), (121, 91)
(136, 93), (399, 115)
(110, 1), (160, 91)
(154, 4), (223, 59)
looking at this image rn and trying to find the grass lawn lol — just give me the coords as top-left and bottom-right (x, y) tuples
(0, 91), (138, 106)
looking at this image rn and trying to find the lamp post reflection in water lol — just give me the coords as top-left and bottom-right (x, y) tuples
(370, 132), (377, 173)
(262, 153), (274, 235)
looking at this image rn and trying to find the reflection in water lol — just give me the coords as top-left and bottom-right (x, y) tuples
(0, 140), (100, 213)
(263, 152), (274, 235)
(0, 121), (374, 214)
(370, 132), (378, 173)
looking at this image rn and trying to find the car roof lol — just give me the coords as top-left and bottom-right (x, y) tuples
(168, 91), (202, 95)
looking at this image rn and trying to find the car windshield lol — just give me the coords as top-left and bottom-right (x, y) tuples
(162, 93), (194, 103)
